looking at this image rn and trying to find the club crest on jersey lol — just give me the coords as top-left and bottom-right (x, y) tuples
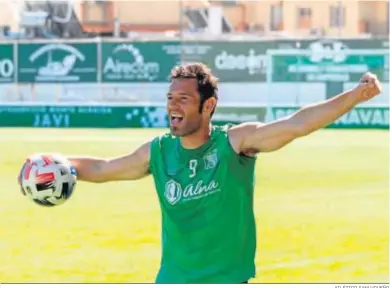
(165, 180), (182, 205)
(203, 150), (218, 170)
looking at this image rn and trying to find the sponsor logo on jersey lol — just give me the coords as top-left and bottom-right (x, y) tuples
(164, 179), (220, 205)
(165, 180), (182, 205)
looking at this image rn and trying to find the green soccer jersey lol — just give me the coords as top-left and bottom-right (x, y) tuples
(149, 124), (257, 284)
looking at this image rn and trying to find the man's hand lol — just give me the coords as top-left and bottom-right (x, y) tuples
(353, 72), (382, 103)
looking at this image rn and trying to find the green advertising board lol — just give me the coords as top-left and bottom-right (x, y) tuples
(0, 104), (386, 129)
(215, 106), (389, 128)
(0, 105), (168, 128)
(1, 38), (388, 84)
(0, 44), (15, 83)
(18, 43), (98, 83)
(271, 106), (389, 129)
(179, 38), (388, 83)
(271, 51), (387, 83)
(196, 41), (271, 82)
(100, 38), (389, 84)
(212, 106), (267, 125)
(101, 42), (180, 82)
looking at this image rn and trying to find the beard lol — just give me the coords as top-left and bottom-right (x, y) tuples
(170, 117), (202, 137)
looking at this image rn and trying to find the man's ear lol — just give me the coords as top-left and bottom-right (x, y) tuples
(204, 98), (217, 116)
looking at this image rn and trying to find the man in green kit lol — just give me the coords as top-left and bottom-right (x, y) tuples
(62, 63), (381, 283)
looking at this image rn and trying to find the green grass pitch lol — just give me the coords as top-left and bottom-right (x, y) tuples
(0, 128), (388, 283)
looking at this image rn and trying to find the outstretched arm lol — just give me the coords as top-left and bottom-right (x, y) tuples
(67, 141), (151, 183)
(229, 72), (382, 156)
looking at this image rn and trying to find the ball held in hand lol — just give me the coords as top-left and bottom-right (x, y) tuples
(18, 153), (77, 207)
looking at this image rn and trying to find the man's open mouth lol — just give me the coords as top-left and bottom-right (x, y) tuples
(170, 113), (184, 125)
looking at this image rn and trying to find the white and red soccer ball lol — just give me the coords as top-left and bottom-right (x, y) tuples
(18, 153), (77, 206)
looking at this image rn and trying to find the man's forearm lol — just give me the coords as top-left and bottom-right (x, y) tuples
(291, 89), (360, 136)
(68, 157), (108, 183)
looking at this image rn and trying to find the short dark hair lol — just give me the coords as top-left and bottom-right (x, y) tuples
(169, 63), (218, 116)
